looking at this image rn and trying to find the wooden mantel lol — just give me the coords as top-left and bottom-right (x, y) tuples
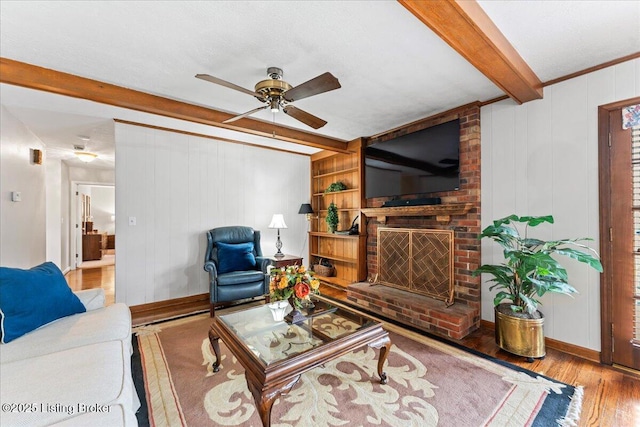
(360, 203), (473, 224)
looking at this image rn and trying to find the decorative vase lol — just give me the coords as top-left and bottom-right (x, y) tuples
(267, 300), (289, 321)
(494, 305), (545, 361)
(284, 296), (307, 324)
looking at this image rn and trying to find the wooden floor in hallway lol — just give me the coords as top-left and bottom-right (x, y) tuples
(65, 266), (639, 426)
(65, 263), (115, 306)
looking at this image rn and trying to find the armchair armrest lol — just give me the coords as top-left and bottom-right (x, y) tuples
(204, 261), (218, 276)
(73, 288), (105, 311)
(256, 256), (274, 273)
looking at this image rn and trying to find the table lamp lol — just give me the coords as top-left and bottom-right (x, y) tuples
(268, 214), (288, 257)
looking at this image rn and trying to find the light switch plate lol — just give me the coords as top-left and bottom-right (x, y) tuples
(128, 216), (136, 226)
(11, 191), (22, 202)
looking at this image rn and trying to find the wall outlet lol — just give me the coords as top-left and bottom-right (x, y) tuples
(11, 191), (22, 202)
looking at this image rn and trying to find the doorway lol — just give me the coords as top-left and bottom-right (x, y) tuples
(599, 96), (640, 371)
(71, 183), (116, 304)
(76, 184), (116, 268)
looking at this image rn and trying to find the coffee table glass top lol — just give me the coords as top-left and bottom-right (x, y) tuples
(217, 299), (377, 365)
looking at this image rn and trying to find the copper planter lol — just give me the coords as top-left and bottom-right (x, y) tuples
(494, 307), (545, 359)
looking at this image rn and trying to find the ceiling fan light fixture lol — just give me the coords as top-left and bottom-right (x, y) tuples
(75, 151), (98, 163)
(270, 98), (280, 113)
(197, 67), (340, 129)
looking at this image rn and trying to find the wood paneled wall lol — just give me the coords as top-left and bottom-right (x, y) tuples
(480, 58), (640, 351)
(114, 123), (311, 306)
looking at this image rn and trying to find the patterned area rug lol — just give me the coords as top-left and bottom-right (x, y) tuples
(132, 307), (582, 427)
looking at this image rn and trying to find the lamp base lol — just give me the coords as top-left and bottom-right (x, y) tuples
(274, 252), (285, 258)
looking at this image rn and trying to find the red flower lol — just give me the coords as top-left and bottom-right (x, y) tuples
(294, 282), (310, 299)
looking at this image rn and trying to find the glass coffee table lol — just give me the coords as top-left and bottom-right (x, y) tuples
(208, 298), (391, 427)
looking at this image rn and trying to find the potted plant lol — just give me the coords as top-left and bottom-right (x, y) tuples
(326, 202), (339, 233)
(473, 214), (603, 361)
(324, 181), (347, 194)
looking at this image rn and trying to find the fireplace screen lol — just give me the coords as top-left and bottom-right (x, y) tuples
(377, 227), (454, 306)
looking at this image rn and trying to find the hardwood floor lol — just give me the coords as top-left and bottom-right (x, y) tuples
(66, 267), (639, 426)
(65, 264), (115, 306)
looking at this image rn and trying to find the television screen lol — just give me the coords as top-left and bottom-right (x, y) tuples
(365, 119), (460, 199)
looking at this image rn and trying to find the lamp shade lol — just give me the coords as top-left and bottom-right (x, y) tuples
(268, 214), (288, 229)
(298, 203), (314, 215)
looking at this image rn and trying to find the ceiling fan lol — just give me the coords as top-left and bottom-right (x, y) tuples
(196, 67), (341, 129)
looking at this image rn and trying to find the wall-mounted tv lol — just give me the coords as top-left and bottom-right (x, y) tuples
(364, 119), (460, 199)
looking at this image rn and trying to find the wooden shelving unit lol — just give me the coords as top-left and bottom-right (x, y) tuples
(309, 146), (366, 287)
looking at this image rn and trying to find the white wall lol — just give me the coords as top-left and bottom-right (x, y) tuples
(0, 106), (46, 268)
(45, 158), (62, 268)
(480, 58), (640, 351)
(114, 123), (310, 305)
(90, 186), (115, 235)
(78, 184), (115, 235)
(61, 162), (70, 271)
(69, 166), (115, 184)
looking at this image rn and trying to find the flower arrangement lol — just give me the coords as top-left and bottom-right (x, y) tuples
(269, 264), (320, 308)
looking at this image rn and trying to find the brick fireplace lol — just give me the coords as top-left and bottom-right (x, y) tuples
(347, 104), (481, 340)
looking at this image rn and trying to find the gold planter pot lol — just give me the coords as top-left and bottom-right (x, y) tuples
(494, 306), (545, 359)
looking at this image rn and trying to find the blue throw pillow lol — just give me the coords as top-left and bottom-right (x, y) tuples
(217, 242), (257, 274)
(0, 262), (86, 343)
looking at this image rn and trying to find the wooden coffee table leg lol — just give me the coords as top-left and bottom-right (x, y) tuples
(208, 326), (221, 373)
(246, 375), (301, 427)
(369, 335), (391, 384)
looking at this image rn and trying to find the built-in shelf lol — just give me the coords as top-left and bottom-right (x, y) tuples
(312, 167), (359, 179)
(310, 149), (366, 284)
(312, 188), (359, 197)
(309, 232), (364, 239)
(316, 208), (361, 214)
(310, 252), (358, 264)
(360, 203), (473, 224)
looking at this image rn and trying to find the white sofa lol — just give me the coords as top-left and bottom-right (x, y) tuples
(0, 288), (140, 426)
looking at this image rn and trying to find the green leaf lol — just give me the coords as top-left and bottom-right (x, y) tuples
(473, 264), (514, 287)
(493, 291), (511, 306)
(519, 293), (540, 314)
(520, 215), (554, 227)
(492, 215), (521, 227)
(554, 248), (603, 272)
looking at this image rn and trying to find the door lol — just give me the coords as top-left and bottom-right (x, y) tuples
(75, 187), (85, 268)
(600, 98), (640, 370)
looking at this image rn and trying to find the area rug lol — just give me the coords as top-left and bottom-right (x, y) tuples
(132, 307), (582, 427)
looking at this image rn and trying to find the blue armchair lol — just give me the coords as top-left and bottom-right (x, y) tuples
(204, 226), (272, 316)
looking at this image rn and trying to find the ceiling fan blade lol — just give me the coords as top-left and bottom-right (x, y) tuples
(283, 105), (327, 129)
(223, 105), (268, 124)
(195, 73), (260, 98)
(283, 72), (341, 102)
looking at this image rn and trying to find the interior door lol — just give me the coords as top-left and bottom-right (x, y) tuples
(601, 99), (640, 370)
(75, 186), (85, 268)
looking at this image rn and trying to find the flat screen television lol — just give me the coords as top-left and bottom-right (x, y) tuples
(364, 119), (460, 199)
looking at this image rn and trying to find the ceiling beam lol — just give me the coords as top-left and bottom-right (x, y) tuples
(398, 0), (543, 104)
(0, 57), (349, 152)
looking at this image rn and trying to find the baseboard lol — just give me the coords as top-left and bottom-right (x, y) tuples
(130, 293), (209, 325)
(480, 320), (601, 364)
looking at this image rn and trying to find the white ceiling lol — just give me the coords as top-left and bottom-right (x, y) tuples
(1, 1), (638, 167)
